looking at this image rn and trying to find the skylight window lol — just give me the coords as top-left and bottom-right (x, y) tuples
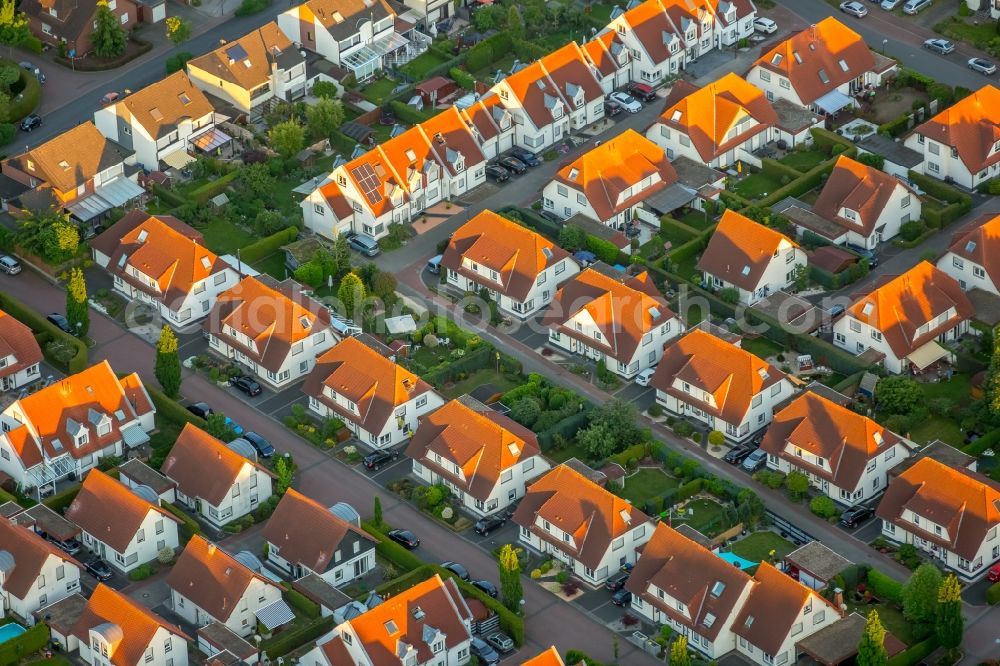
(838, 59), (849, 72)
(818, 69), (830, 84)
(58, 160), (69, 170)
(507, 442), (521, 456)
(671, 110), (682, 122)
(703, 613), (716, 628)
(137, 229), (148, 243)
(179, 93), (191, 105)
(792, 51), (802, 64)
(150, 107), (164, 121)
(201, 256), (212, 270)
(384, 620), (398, 634)
(649, 306), (661, 319)
(966, 240), (977, 252)
(711, 581), (726, 597)
(299, 316), (312, 329)
(568, 168), (579, 180)
(771, 53), (783, 65)
(405, 149), (416, 161)
(741, 265), (751, 276)
(862, 302), (874, 316)
(745, 616), (754, 628)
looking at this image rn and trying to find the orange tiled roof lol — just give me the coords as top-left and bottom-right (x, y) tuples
(845, 261), (973, 360)
(418, 106), (487, 178)
(501, 59), (566, 131)
(542, 268), (675, 364)
(460, 93), (510, 143)
(187, 22), (294, 92)
(0, 520), (78, 599)
(294, 0), (394, 32)
(521, 647), (572, 666)
(114, 71), (214, 140)
(440, 210), (571, 302)
(753, 17), (876, 105)
(405, 399), (542, 502)
(696, 210), (799, 292)
(912, 84), (1000, 174)
(945, 213), (1000, 287)
(554, 128), (678, 222)
(72, 584), (190, 666)
(512, 464), (650, 570)
(760, 392), (905, 491)
(0, 308), (42, 381)
(582, 31), (628, 79)
(621, 0), (681, 65)
(65, 470), (180, 554)
(876, 457), (1000, 560)
(813, 156), (916, 238)
(539, 41), (605, 111)
(649, 328), (786, 424)
(658, 73), (778, 163)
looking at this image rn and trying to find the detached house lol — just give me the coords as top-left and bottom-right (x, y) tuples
(167, 535), (284, 637)
(0, 309), (42, 392)
(513, 464), (655, 584)
(22, 0), (138, 57)
(1, 121), (141, 224)
(697, 210), (806, 305)
(542, 129), (678, 227)
(204, 275), (337, 389)
(832, 262), (973, 374)
(938, 213), (1000, 294)
(94, 71), (220, 171)
(544, 268), (683, 379)
(0, 361), (155, 489)
(810, 156), (921, 250)
(760, 392), (911, 506)
(91, 211), (240, 328)
(877, 457), (1000, 581)
(262, 489), (377, 585)
(186, 22), (307, 116)
(160, 424), (275, 528)
(650, 329), (793, 443)
(303, 574), (473, 666)
(904, 84), (1000, 189)
(441, 210), (579, 318)
(48, 584), (191, 666)
(747, 17), (894, 114)
(406, 398), (550, 517)
(0, 520), (81, 624)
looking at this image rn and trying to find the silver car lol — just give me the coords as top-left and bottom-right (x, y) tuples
(969, 57), (997, 75)
(0, 255), (21, 275)
(923, 38), (955, 55)
(609, 91), (642, 113)
(880, 0), (902, 8)
(839, 1), (868, 17)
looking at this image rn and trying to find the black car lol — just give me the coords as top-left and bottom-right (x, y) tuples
(839, 505), (874, 528)
(186, 402), (213, 419)
(539, 210), (562, 224)
(509, 147), (541, 167)
(442, 561), (470, 581)
(85, 558), (114, 582)
(605, 571), (629, 592)
(723, 446), (754, 465)
(20, 114), (41, 132)
(603, 99), (623, 116)
(474, 513), (506, 536)
(38, 532), (82, 556)
(485, 164), (510, 182)
(229, 375), (262, 397)
(497, 156), (527, 174)
(241, 431), (275, 458)
(472, 579), (498, 598)
(387, 528), (419, 549)
(46, 313), (73, 335)
(611, 587), (632, 606)
(363, 449), (398, 470)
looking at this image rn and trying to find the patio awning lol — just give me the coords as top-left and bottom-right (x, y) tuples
(371, 31), (409, 57)
(121, 423), (150, 449)
(908, 340), (950, 371)
(191, 127), (232, 153)
(255, 600), (295, 630)
(814, 89), (853, 115)
(161, 149), (194, 170)
(66, 178), (146, 222)
(642, 183), (697, 214)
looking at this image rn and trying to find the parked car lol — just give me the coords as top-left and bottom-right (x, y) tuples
(470, 637), (500, 666)
(509, 147), (541, 167)
(625, 82), (657, 102)
(611, 588), (632, 606)
(987, 562), (1000, 582)
(472, 579), (498, 598)
(186, 402), (213, 419)
(442, 561), (470, 581)
(46, 313), (73, 335)
(100, 91), (121, 106)
(839, 504), (874, 528)
(605, 571), (630, 592)
(634, 368), (655, 387)
(0, 255), (21, 275)
(923, 38), (954, 55)
(880, 0), (902, 7)
(741, 449), (768, 472)
(19, 61), (43, 83)
(903, 0), (932, 14)
(362, 449), (398, 470)
(486, 632), (515, 654)
(426, 254), (443, 275)
(239, 431), (275, 458)
(19, 114), (41, 132)
(38, 532), (82, 556)
(539, 210), (562, 224)
(346, 232), (381, 257)
(474, 513), (506, 536)
(498, 156), (527, 174)
(753, 16), (777, 33)
(387, 528), (419, 549)
(85, 558), (114, 582)
(229, 375), (262, 397)
(839, 1), (867, 16)
(604, 99), (623, 116)
(723, 446), (754, 465)
(609, 91), (642, 113)
(969, 57), (997, 75)
(845, 243), (879, 268)
(485, 164), (510, 182)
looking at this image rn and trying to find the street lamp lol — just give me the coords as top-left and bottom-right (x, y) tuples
(519, 599), (525, 616)
(882, 39), (888, 54)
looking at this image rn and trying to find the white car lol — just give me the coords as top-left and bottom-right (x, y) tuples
(969, 57), (997, 75)
(635, 368), (656, 387)
(840, 1), (868, 17)
(609, 91), (642, 113)
(880, 0), (902, 8)
(753, 17), (777, 34)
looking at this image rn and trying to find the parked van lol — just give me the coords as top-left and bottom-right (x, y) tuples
(346, 232), (381, 257)
(903, 0), (931, 14)
(426, 254), (443, 274)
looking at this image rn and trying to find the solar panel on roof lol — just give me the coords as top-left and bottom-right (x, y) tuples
(225, 44), (249, 62)
(351, 163), (383, 205)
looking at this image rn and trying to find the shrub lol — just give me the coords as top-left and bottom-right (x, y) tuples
(162, 502), (201, 541)
(530, 568), (541, 579)
(128, 563), (155, 581)
(887, 638), (938, 666)
(165, 51), (192, 73)
(282, 585), (321, 619)
(868, 568), (903, 605)
(235, 0), (270, 15)
(262, 616), (334, 659)
(240, 226), (298, 263)
(673, 420), (694, 437)
(986, 582), (1000, 605)
(899, 220), (925, 242)
(648, 404), (663, 417)
(809, 496), (838, 519)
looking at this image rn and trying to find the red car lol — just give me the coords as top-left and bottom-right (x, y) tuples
(626, 82), (657, 102)
(987, 562), (1000, 582)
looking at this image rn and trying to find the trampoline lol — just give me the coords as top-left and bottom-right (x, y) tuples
(716, 551), (756, 570)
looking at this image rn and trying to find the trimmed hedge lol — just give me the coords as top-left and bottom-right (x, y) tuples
(423, 346), (521, 387)
(675, 478), (704, 504)
(608, 444), (647, 468)
(0, 291), (87, 373)
(761, 157), (803, 181)
(878, 113), (911, 139)
(810, 127), (854, 152)
(151, 183), (187, 209)
(282, 584), (321, 619)
(0, 486), (17, 504)
(757, 152), (851, 209)
(189, 171), (239, 204)
(262, 616), (334, 659)
(867, 568), (902, 605)
(537, 408), (591, 449)
(0, 622), (48, 664)
(376, 563), (439, 597)
(162, 501), (201, 541)
(906, 170), (970, 204)
(329, 129), (357, 155)
(585, 234), (621, 265)
(887, 637), (938, 666)
(986, 581), (1000, 605)
(451, 575), (524, 647)
(390, 100), (434, 125)
(465, 32), (513, 72)
(43, 484), (81, 514)
(147, 386), (208, 431)
(363, 521), (425, 571)
(449, 67), (476, 91)
(964, 429), (1000, 457)
(743, 308), (868, 376)
(240, 226), (299, 264)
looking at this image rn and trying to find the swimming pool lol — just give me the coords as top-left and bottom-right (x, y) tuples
(716, 551), (757, 571)
(0, 622), (26, 645)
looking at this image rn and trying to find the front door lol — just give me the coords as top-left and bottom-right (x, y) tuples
(354, 558), (366, 577)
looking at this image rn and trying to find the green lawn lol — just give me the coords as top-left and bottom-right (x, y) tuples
(732, 172), (783, 200)
(620, 468), (680, 506)
(659, 225), (697, 248)
(742, 336), (785, 362)
(586, 2), (619, 23)
(674, 498), (728, 535)
(361, 77), (400, 105)
(671, 255), (700, 282)
(252, 252), (288, 280)
(920, 374), (972, 405)
(441, 369), (520, 399)
(730, 531), (796, 564)
(845, 600), (917, 646)
(934, 16), (997, 49)
(198, 218), (255, 255)
(684, 304), (704, 326)
(778, 149), (828, 172)
(677, 209), (714, 231)
(399, 50), (451, 80)
(910, 416), (965, 447)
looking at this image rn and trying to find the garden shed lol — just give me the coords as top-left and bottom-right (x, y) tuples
(784, 541), (851, 591)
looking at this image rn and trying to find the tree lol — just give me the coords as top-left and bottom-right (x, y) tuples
(983, 337), (1000, 423)
(507, 4), (524, 39)
(66, 268), (89, 337)
(305, 97), (345, 141)
(669, 636), (690, 666)
(578, 422), (617, 459)
(558, 224), (587, 251)
(857, 610), (888, 666)
(809, 495), (838, 519)
(587, 399), (644, 450)
(205, 413), (238, 442)
(294, 261), (324, 288)
(254, 209), (286, 236)
(707, 430), (725, 448)
(311, 80), (338, 99)
(373, 495), (383, 529)
(269, 120), (305, 159)
(793, 264), (809, 292)
(165, 16), (191, 44)
(902, 563), (943, 625)
(0, 62), (17, 89)
(718, 287), (740, 304)
(371, 271), (397, 301)
(935, 574), (963, 650)
(875, 376), (923, 416)
(509, 397), (541, 427)
(0, 0), (29, 57)
(337, 271), (366, 319)
(273, 454), (294, 495)
(92, 0), (127, 57)
(238, 162), (276, 201)
(333, 235), (351, 277)
(498, 544), (523, 613)
(784, 471), (809, 500)
(154, 325), (182, 397)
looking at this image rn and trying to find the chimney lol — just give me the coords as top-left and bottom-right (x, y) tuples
(834, 587), (845, 611)
(207, 543), (217, 555)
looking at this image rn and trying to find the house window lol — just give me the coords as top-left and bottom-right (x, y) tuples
(416, 395), (428, 408)
(953, 256), (964, 269)
(850, 320), (862, 333)
(974, 266), (986, 279)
